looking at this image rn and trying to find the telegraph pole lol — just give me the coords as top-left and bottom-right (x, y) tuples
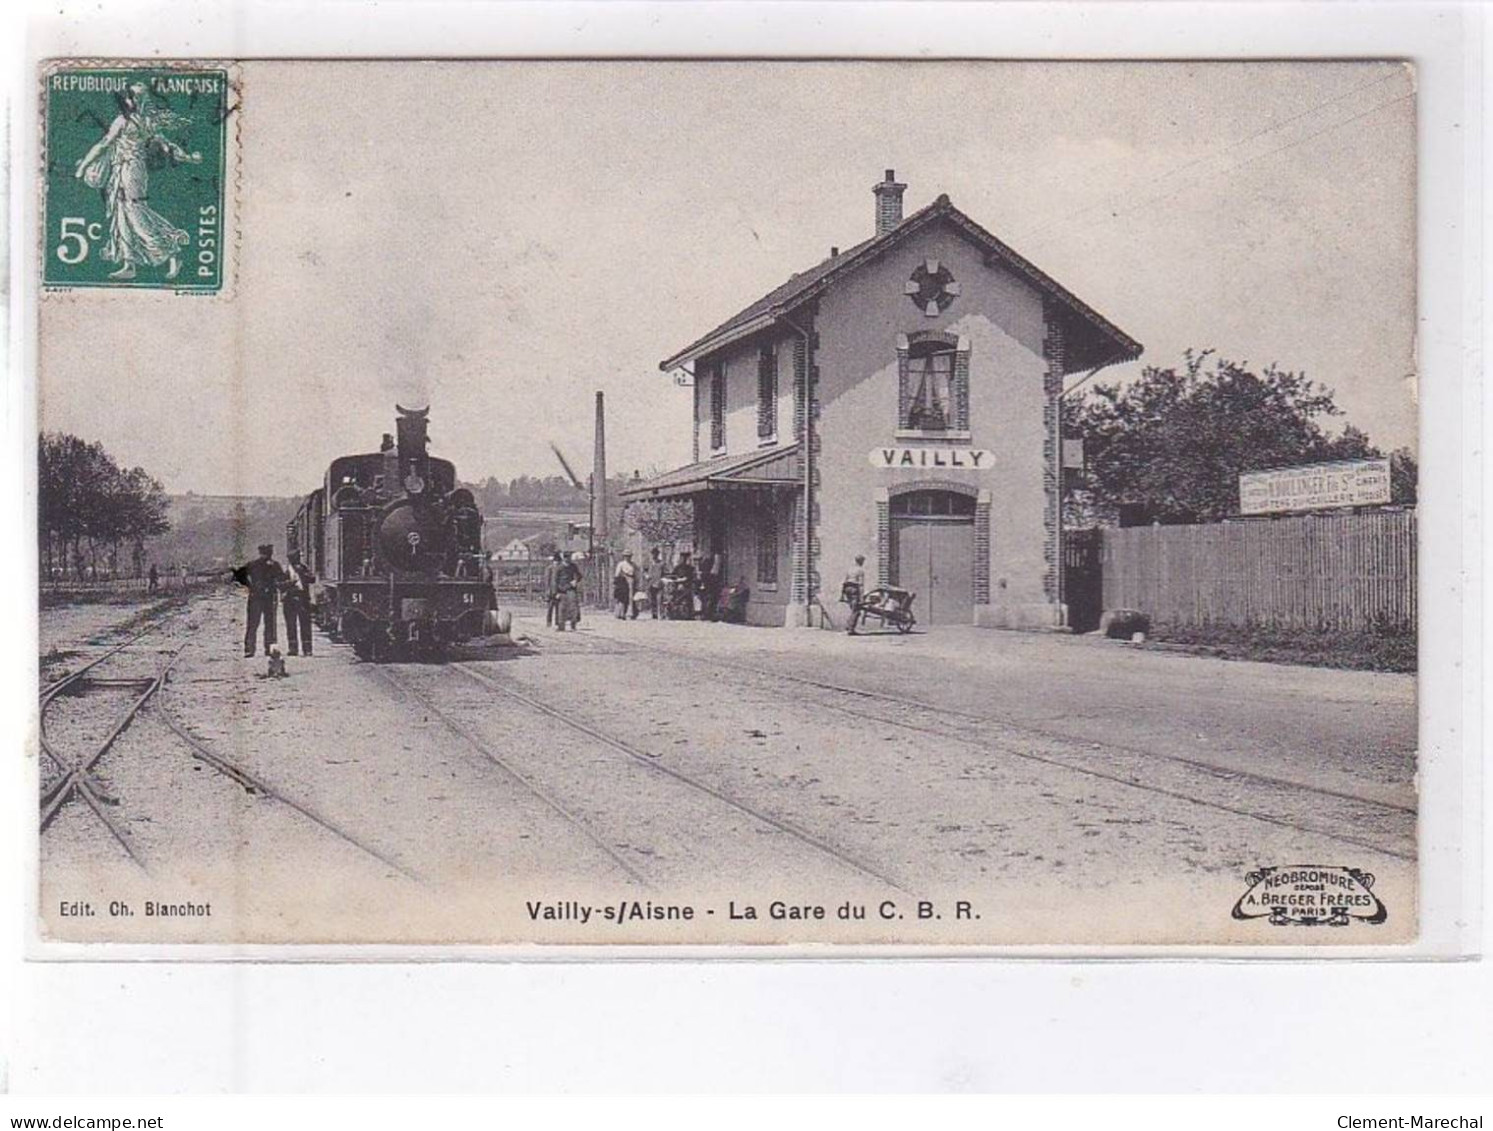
(593, 391), (609, 548)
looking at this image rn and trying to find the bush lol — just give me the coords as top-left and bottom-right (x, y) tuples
(1145, 622), (1416, 673)
(1100, 608), (1152, 639)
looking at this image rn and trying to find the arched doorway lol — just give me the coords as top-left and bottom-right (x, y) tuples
(889, 488), (976, 624)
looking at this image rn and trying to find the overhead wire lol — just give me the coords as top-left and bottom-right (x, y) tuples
(1057, 87), (1415, 241)
(1021, 67), (1410, 244)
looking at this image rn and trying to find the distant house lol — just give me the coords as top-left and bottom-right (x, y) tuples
(493, 536), (540, 561)
(622, 170), (1141, 628)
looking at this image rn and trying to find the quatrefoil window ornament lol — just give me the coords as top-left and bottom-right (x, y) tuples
(904, 258), (960, 316)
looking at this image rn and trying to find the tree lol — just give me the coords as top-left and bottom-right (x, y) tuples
(622, 498), (694, 548)
(37, 432), (173, 579)
(1063, 350), (1418, 524)
(117, 466), (171, 576)
(1389, 447), (1418, 505)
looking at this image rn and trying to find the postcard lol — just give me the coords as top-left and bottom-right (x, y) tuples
(34, 59), (1423, 948)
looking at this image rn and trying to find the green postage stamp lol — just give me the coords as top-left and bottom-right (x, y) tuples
(42, 64), (231, 292)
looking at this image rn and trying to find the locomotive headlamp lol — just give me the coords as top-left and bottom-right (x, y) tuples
(403, 473), (425, 495)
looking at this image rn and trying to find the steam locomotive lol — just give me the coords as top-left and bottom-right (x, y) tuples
(287, 405), (499, 660)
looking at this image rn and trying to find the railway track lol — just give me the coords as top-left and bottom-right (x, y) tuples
(41, 624), (163, 701)
(39, 611), (420, 882)
(372, 665), (652, 887)
(445, 661), (914, 893)
(546, 631), (1417, 864)
(153, 675), (423, 882)
(39, 593), (194, 695)
(38, 632), (185, 868)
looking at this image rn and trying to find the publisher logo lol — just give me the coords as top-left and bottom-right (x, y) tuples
(1232, 865), (1387, 927)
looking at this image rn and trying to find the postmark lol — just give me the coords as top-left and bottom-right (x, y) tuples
(1231, 865), (1388, 927)
(42, 64), (232, 292)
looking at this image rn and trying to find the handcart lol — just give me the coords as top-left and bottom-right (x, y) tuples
(846, 585), (917, 635)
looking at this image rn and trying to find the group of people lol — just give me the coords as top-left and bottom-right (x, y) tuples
(610, 547), (749, 624)
(539, 545), (753, 628)
(233, 543), (317, 658)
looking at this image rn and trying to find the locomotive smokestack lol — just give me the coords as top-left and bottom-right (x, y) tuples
(593, 391), (609, 546)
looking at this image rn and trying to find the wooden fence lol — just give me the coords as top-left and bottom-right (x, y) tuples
(492, 552), (614, 609)
(40, 575), (214, 595)
(1098, 510), (1416, 632)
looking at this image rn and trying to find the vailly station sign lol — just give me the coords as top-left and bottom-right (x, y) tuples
(869, 447), (994, 470)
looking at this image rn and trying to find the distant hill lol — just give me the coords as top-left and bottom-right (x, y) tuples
(150, 493), (302, 571)
(148, 490), (613, 571)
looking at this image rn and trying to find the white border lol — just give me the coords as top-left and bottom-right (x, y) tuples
(4, 0), (1488, 1094)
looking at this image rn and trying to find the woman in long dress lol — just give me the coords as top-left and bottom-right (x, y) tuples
(73, 82), (201, 280)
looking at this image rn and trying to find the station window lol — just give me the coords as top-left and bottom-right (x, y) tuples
(756, 503), (779, 585)
(907, 342), (955, 430)
(757, 343), (778, 440)
(898, 334), (971, 434)
(710, 363), (726, 453)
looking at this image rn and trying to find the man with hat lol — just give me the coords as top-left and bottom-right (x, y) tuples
(282, 549), (317, 657)
(542, 550), (564, 628)
(233, 543), (285, 657)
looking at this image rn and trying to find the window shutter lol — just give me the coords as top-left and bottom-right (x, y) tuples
(954, 337), (971, 432)
(757, 343), (778, 438)
(896, 334), (912, 429)
(692, 377), (701, 462)
(792, 337), (807, 439)
(756, 502), (779, 584)
(710, 364), (726, 452)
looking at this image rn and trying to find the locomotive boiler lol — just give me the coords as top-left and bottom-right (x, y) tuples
(287, 405), (498, 660)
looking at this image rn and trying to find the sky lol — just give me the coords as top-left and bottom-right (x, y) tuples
(38, 59), (1417, 496)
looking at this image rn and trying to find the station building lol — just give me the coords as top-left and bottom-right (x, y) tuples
(620, 172), (1142, 628)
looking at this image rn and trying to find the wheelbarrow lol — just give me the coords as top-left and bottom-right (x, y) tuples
(847, 586), (917, 635)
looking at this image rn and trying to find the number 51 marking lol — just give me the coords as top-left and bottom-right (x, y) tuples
(56, 217), (103, 264)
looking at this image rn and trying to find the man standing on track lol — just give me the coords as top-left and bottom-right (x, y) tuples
(233, 543), (285, 658)
(282, 549), (316, 657)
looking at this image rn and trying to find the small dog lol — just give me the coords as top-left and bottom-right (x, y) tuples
(265, 647), (288, 679)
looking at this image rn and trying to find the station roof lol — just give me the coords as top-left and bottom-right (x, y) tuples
(659, 194), (1142, 376)
(618, 443), (801, 501)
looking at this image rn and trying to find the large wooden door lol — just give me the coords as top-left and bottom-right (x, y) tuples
(892, 517), (974, 625)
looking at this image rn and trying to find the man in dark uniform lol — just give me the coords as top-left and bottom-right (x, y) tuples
(554, 552), (583, 632)
(699, 549), (724, 622)
(233, 543), (284, 657)
(542, 550), (563, 628)
(282, 549), (316, 657)
(646, 546), (665, 619)
(669, 549), (697, 619)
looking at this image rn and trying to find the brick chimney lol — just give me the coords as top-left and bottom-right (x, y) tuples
(873, 169), (907, 236)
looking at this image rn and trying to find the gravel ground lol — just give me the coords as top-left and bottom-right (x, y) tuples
(39, 594), (185, 669)
(37, 590), (1418, 946)
(565, 610), (1417, 800)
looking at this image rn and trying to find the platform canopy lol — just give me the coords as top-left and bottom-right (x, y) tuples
(618, 443), (801, 501)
